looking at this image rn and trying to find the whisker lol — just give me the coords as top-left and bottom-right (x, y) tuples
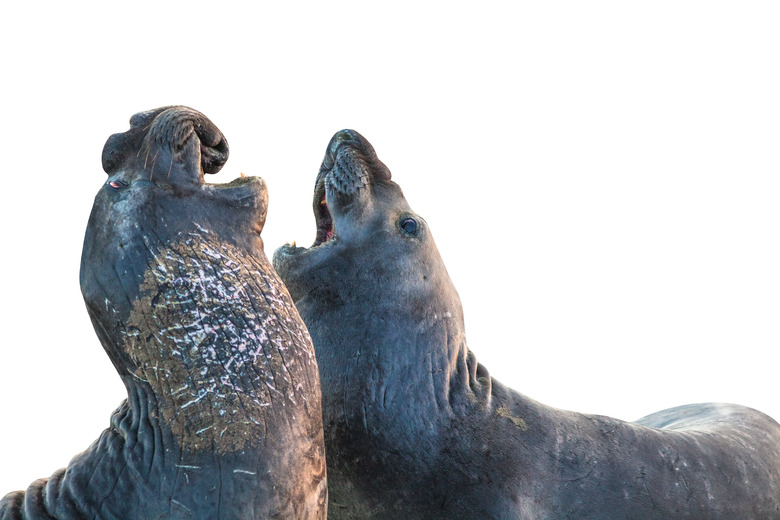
(150, 150), (160, 181)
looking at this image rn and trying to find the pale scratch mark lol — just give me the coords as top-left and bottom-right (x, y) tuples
(233, 469), (257, 475)
(175, 464), (202, 470)
(180, 392), (209, 409)
(170, 499), (191, 514)
(192, 222), (210, 235)
(129, 371), (149, 383)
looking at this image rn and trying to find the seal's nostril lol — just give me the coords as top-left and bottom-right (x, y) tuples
(334, 130), (356, 143)
(319, 129), (390, 180)
(327, 129), (360, 160)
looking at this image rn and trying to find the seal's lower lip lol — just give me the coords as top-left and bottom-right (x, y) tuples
(207, 174), (261, 190)
(203, 175), (268, 232)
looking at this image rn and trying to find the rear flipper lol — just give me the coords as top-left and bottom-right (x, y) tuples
(635, 402), (776, 431)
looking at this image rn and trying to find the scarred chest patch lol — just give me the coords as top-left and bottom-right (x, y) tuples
(124, 229), (314, 453)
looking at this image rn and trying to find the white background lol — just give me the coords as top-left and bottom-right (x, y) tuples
(1, 1), (778, 494)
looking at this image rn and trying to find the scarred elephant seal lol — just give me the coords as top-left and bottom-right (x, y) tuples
(273, 129), (780, 519)
(0, 107), (327, 519)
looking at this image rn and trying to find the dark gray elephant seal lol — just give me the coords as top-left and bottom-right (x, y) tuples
(273, 129), (780, 519)
(0, 107), (327, 520)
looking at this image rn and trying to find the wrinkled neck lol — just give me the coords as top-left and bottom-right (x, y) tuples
(112, 379), (179, 457)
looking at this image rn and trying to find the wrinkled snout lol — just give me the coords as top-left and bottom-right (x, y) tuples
(320, 129), (391, 183)
(323, 129), (367, 168)
(101, 105), (229, 187)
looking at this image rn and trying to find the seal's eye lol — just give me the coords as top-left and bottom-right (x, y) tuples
(400, 217), (418, 236)
(109, 180), (126, 189)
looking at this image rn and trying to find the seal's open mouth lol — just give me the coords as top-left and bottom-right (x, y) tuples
(314, 182), (334, 246)
(307, 129), (392, 249)
(273, 129), (395, 292)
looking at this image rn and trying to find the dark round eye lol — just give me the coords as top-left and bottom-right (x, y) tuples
(109, 180), (126, 189)
(400, 217), (418, 236)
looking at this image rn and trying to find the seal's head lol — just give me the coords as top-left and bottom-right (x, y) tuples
(91, 105), (266, 253)
(274, 130), (461, 319)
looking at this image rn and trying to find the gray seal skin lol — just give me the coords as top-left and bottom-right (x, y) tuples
(0, 107), (327, 520)
(273, 129), (780, 519)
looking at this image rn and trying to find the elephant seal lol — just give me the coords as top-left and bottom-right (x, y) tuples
(0, 107), (326, 520)
(273, 129), (780, 519)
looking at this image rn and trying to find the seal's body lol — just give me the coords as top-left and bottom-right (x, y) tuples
(0, 107), (326, 520)
(274, 129), (780, 519)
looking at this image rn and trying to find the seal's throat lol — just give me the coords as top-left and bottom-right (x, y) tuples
(122, 230), (314, 454)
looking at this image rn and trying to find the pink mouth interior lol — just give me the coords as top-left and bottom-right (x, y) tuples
(318, 193), (335, 243)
